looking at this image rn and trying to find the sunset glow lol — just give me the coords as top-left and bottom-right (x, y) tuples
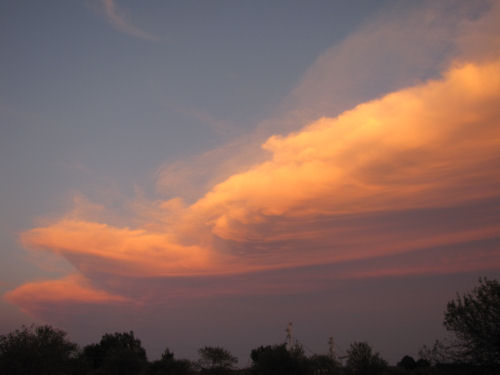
(9, 57), (500, 307)
(2, 0), (500, 364)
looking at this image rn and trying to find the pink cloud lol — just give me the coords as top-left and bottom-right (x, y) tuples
(5, 275), (128, 315)
(5, 2), (500, 317)
(101, 0), (158, 41)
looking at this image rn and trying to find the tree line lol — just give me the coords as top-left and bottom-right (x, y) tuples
(1, 277), (498, 375)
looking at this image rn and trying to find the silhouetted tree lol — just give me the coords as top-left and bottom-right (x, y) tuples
(443, 277), (500, 367)
(83, 331), (147, 375)
(397, 355), (417, 370)
(0, 324), (78, 375)
(414, 358), (430, 369)
(250, 343), (310, 375)
(308, 354), (340, 375)
(418, 339), (453, 366)
(198, 346), (237, 375)
(147, 348), (195, 375)
(345, 342), (387, 375)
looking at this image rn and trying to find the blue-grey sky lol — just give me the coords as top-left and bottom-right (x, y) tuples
(1, 0), (500, 365)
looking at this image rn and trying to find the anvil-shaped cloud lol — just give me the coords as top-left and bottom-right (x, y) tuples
(5, 2), (500, 316)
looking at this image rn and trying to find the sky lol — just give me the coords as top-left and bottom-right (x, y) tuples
(1, 0), (500, 365)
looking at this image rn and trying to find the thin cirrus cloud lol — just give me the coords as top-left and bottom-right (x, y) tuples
(5, 2), (500, 315)
(100, 0), (158, 41)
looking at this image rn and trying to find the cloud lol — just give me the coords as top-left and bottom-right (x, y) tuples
(5, 1), (500, 314)
(4, 274), (128, 315)
(100, 0), (158, 41)
(20, 219), (216, 277)
(254, 0), (492, 137)
(9, 56), (500, 305)
(154, 0), (494, 204)
(189, 60), (500, 243)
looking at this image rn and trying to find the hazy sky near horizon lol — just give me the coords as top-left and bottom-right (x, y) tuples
(1, 0), (500, 364)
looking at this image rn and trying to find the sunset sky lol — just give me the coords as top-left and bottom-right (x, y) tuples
(1, 0), (500, 365)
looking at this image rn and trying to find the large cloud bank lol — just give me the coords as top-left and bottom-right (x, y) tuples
(6, 1), (500, 316)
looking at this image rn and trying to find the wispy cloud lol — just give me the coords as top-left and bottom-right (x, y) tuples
(100, 0), (158, 41)
(5, 1), (500, 316)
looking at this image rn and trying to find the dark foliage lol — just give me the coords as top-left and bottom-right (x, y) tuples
(418, 339), (453, 366)
(0, 324), (78, 375)
(250, 343), (311, 375)
(308, 354), (341, 375)
(2, 278), (498, 375)
(345, 341), (387, 375)
(198, 346), (238, 375)
(397, 355), (417, 370)
(443, 277), (500, 367)
(147, 348), (195, 375)
(82, 331), (148, 375)
(415, 359), (430, 369)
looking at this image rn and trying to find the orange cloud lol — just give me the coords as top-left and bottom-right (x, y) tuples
(190, 60), (500, 243)
(5, 275), (128, 315)
(6, 27), (500, 314)
(21, 220), (220, 277)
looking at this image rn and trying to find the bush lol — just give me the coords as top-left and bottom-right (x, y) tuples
(0, 324), (78, 375)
